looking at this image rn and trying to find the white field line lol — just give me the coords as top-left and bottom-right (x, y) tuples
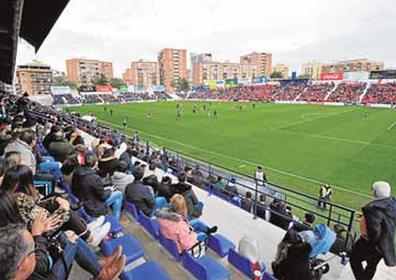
(277, 130), (396, 151)
(387, 121), (396, 130)
(98, 118), (372, 199)
(270, 109), (355, 131)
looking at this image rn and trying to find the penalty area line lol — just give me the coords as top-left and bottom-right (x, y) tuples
(387, 121), (396, 130)
(97, 118), (372, 199)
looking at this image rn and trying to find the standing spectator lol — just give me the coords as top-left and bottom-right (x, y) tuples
(350, 181), (396, 280)
(254, 166), (267, 186)
(318, 184), (333, 210)
(132, 131), (140, 145)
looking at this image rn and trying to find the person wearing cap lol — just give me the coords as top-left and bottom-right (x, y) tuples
(350, 181), (396, 280)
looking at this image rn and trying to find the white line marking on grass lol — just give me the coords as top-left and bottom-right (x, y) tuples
(271, 109), (355, 131)
(277, 130), (396, 151)
(98, 118), (372, 199)
(388, 121), (396, 130)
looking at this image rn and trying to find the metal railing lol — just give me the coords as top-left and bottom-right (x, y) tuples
(27, 108), (357, 252)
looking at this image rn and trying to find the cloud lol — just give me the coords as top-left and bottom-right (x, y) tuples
(16, 0), (396, 76)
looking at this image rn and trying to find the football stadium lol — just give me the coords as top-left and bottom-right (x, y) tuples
(1, 1), (396, 280)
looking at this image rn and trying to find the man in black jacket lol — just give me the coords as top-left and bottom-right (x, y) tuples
(350, 181), (396, 280)
(125, 166), (155, 216)
(72, 153), (124, 220)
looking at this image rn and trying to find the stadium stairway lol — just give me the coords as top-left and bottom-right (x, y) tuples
(324, 83), (339, 101)
(74, 130), (396, 280)
(293, 86), (308, 101)
(359, 83), (371, 103)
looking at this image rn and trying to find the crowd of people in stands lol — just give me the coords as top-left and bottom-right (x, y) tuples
(0, 91), (395, 280)
(327, 82), (367, 103)
(298, 82), (335, 102)
(362, 82), (396, 104)
(273, 83), (307, 101)
(50, 81), (396, 106)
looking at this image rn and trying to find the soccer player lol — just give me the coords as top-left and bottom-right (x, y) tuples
(176, 109), (183, 120)
(123, 118), (127, 128)
(192, 106), (196, 116)
(252, 102), (256, 109)
(104, 106), (107, 112)
(110, 109), (113, 116)
(363, 106), (369, 119)
(239, 105), (243, 112)
(213, 110), (218, 119)
(207, 110), (211, 119)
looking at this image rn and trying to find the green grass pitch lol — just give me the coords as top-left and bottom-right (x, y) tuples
(73, 101), (396, 210)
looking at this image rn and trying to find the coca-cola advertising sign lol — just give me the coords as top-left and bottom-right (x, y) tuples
(320, 72), (344, 80)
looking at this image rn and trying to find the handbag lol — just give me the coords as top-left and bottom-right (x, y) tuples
(189, 240), (207, 259)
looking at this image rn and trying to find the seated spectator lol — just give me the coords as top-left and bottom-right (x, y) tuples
(0, 118), (12, 156)
(5, 130), (37, 173)
(156, 194), (216, 254)
(293, 212), (316, 232)
(212, 176), (226, 192)
(225, 177), (239, 196)
(0, 223), (39, 280)
(98, 148), (120, 178)
(2, 165), (110, 246)
(190, 165), (204, 187)
(242, 191), (253, 212)
(172, 173), (203, 219)
(72, 153), (123, 221)
(269, 200), (293, 230)
(48, 130), (73, 162)
(272, 229), (312, 280)
(118, 139), (134, 171)
(125, 166), (155, 216)
(110, 161), (134, 193)
(256, 194), (268, 219)
(157, 176), (174, 201)
(42, 125), (62, 151)
(0, 193), (126, 280)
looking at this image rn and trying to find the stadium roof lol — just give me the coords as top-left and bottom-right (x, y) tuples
(0, 0), (69, 85)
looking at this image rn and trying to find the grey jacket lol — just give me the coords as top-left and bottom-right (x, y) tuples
(111, 171), (134, 193)
(5, 140), (36, 173)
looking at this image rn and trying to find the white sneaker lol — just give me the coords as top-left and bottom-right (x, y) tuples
(87, 216), (105, 233)
(90, 222), (111, 246)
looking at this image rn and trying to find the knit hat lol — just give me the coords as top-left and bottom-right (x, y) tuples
(372, 181), (391, 199)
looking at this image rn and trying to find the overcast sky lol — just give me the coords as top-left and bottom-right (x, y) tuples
(16, 0), (396, 77)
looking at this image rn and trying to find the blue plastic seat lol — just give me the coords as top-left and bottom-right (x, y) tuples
(263, 271), (277, 280)
(208, 234), (235, 257)
(158, 231), (182, 261)
(102, 234), (144, 265)
(139, 211), (160, 240)
(228, 248), (262, 279)
(183, 253), (230, 280)
(124, 201), (140, 221)
(120, 261), (171, 280)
